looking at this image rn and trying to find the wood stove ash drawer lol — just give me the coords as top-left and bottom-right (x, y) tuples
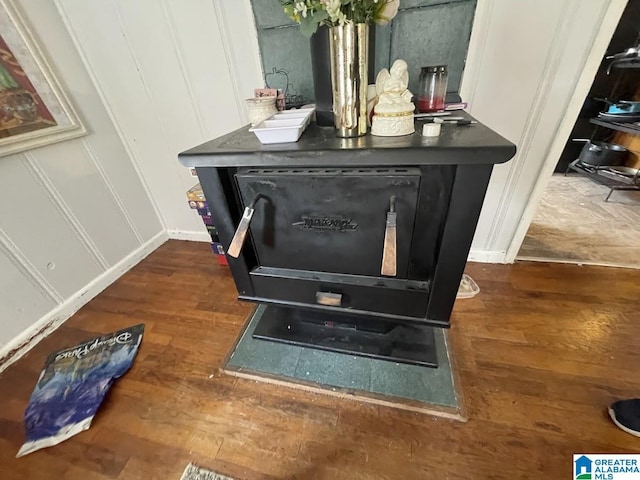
(243, 267), (431, 322)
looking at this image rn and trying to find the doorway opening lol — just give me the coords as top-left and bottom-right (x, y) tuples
(518, 0), (640, 269)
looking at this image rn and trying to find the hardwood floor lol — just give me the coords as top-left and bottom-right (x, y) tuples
(1, 240), (640, 479)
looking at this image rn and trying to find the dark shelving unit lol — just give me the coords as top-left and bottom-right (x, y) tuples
(590, 117), (640, 136)
(565, 50), (640, 201)
(566, 155), (640, 202)
(568, 158), (638, 185)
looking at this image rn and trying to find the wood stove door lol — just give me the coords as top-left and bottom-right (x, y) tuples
(235, 168), (420, 278)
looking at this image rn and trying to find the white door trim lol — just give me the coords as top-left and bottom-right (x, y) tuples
(504, 0), (628, 263)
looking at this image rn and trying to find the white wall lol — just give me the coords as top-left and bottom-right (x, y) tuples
(0, 0), (164, 364)
(55, 0), (264, 242)
(462, 0), (626, 262)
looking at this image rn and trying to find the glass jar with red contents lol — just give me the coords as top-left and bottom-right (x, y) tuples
(417, 65), (448, 113)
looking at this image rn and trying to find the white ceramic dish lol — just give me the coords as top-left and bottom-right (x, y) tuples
(249, 108), (315, 144)
(250, 118), (305, 144)
(259, 118), (304, 128)
(276, 107), (314, 115)
(271, 112), (312, 129)
(271, 112), (308, 121)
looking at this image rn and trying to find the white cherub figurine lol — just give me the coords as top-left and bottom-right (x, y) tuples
(371, 59), (415, 137)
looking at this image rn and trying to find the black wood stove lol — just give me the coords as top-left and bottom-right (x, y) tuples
(179, 116), (515, 367)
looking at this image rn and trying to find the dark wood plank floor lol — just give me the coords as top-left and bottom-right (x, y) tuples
(1, 240), (639, 479)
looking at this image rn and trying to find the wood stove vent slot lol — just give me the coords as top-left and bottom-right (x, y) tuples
(239, 168), (418, 176)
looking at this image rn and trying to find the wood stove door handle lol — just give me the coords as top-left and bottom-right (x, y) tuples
(227, 195), (263, 258)
(381, 196), (397, 277)
(227, 207), (254, 258)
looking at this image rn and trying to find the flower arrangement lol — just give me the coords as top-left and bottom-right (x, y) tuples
(280, 0), (400, 36)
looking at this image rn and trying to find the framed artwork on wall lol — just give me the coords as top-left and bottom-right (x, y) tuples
(0, 0), (85, 157)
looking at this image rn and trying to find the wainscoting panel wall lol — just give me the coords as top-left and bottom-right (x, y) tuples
(0, 240), (58, 348)
(0, 0), (164, 364)
(56, 0), (264, 240)
(1, 0), (264, 368)
(27, 142), (141, 267)
(0, 156), (104, 300)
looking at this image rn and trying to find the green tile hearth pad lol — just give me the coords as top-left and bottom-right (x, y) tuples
(224, 305), (460, 409)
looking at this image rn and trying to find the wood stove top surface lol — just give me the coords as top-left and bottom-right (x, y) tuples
(179, 113), (516, 168)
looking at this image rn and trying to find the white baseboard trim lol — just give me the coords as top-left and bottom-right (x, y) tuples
(468, 249), (508, 264)
(0, 230), (168, 374)
(167, 229), (210, 242)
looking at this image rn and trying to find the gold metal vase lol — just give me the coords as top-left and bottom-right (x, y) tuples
(329, 23), (369, 138)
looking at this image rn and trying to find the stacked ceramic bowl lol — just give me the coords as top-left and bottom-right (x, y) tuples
(249, 107), (315, 144)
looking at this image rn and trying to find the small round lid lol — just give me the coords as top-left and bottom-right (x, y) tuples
(422, 122), (441, 137)
(421, 65), (447, 73)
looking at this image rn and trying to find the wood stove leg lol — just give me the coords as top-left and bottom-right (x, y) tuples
(426, 164), (494, 323)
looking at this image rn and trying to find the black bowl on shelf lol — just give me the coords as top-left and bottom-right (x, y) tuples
(574, 139), (628, 166)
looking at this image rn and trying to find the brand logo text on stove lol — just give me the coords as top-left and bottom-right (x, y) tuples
(293, 216), (358, 232)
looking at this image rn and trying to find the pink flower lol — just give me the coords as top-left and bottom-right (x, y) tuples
(375, 0), (399, 25)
